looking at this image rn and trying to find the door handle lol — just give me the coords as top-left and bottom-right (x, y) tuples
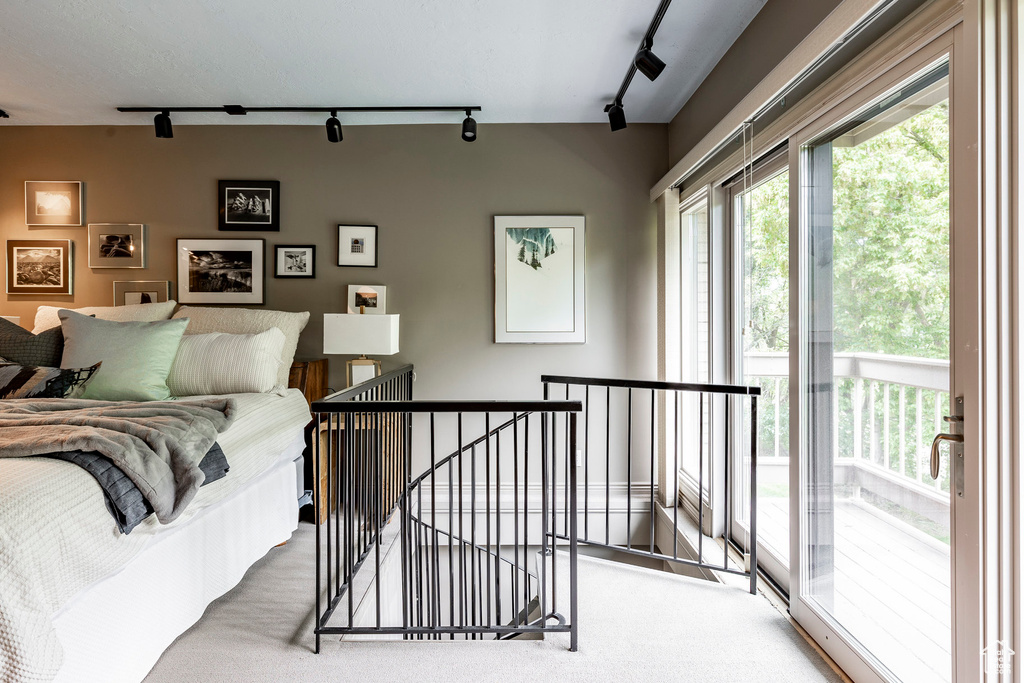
(930, 432), (963, 480)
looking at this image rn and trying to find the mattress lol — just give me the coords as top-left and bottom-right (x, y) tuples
(0, 388), (311, 683)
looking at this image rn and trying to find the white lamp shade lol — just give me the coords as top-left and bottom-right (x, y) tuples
(323, 314), (400, 355)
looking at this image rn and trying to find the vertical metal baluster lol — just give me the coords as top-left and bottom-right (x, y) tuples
(485, 415), (493, 631)
(448, 419), (455, 638)
(551, 409), (558, 625)
(541, 410), (549, 629)
(650, 390), (655, 554)
(673, 392), (679, 560)
(698, 393), (704, 565)
(430, 414), (438, 636)
(749, 395), (758, 595)
(524, 415), (531, 621)
(724, 396), (730, 571)
(513, 413), (521, 627)
(314, 412), (322, 653)
(347, 410), (355, 627)
(564, 385), (570, 536)
(326, 411), (333, 603)
(606, 387), (611, 546)
(494, 414), (502, 631)
(569, 411), (579, 652)
(627, 388), (632, 549)
(470, 442), (477, 637)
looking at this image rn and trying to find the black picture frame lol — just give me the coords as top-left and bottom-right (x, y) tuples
(218, 180), (280, 231)
(337, 224), (378, 267)
(274, 244), (316, 278)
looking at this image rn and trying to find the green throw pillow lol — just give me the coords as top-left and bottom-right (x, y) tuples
(58, 309), (188, 401)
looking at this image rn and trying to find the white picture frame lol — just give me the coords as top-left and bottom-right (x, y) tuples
(176, 238), (264, 305)
(347, 284), (387, 314)
(494, 215), (585, 344)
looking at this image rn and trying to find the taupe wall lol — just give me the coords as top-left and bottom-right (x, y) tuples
(667, 0), (843, 164)
(0, 123), (666, 399)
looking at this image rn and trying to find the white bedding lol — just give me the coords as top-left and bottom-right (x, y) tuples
(0, 389), (311, 683)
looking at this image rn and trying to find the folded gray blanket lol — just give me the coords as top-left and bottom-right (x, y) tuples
(0, 398), (235, 523)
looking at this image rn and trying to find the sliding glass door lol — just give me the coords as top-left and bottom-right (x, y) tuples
(794, 64), (952, 683)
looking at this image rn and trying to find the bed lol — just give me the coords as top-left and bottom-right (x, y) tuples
(0, 304), (314, 683)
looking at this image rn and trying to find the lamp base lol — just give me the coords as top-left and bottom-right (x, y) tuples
(347, 355), (381, 387)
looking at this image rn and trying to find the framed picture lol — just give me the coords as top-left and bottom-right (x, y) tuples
(337, 224), (378, 267)
(494, 215), (585, 343)
(88, 224), (146, 268)
(6, 239), (73, 295)
(113, 281), (171, 306)
(25, 181), (82, 226)
(274, 245), (315, 278)
(176, 238), (265, 305)
(218, 180), (280, 231)
(347, 284), (387, 314)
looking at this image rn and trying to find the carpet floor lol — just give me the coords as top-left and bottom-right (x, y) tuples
(144, 522), (842, 682)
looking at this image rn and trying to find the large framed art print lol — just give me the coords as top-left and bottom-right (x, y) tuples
(176, 238), (265, 305)
(493, 215), (585, 344)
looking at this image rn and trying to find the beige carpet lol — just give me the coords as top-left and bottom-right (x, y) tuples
(144, 522), (842, 682)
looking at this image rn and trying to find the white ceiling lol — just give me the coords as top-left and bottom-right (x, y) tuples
(0, 0), (766, 127)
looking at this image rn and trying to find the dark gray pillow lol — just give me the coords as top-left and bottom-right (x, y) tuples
(0, 317), (64, 367)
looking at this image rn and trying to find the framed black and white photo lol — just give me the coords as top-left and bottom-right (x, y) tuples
(25, 181), (82, 226)
(347, 284), (387, 314)
(494, 215), (585, 343)
(6, 239), (73, 295)
(337, 224), (378, 267)
(113, 280), (171, 306)
(176, 238), (264, 305)
(88, 223), (146, 268)
(218, 180), (280, 231)
(274, 245), (315, 278)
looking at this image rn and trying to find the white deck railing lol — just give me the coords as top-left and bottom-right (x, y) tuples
(745, 351), (950, 494)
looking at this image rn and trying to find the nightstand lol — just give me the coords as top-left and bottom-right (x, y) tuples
(288, 359), (330, 521)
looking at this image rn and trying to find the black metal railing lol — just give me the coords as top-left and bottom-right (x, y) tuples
(541, 374), (760, 595)
(311, 370), (581, 651)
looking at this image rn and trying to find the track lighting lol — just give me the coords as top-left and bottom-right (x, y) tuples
(461, 111), (477, 142)
(153, 111), (173, 139)
(326, 111), (343, 143)
(634, 40), (666, 81)
(0, 109), (9, 119)
(606, 102), (626, 132)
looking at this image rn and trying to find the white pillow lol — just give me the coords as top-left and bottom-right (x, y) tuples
(171, 307), (309, 387)
(33, 301), (177, 333)
(166, 328), (286, 396)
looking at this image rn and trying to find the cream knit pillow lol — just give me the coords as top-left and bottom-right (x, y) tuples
(166, 328), (286, 396)
(33, 301), (177, 333)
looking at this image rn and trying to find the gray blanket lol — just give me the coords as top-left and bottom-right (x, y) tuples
(0, 398), (236, 523)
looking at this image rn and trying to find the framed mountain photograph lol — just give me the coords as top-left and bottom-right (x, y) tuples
(6, 239), (73, 295)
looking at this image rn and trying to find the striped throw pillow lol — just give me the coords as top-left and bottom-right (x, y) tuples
(166, 328), (285, 396)
(0, 360), (102, 399)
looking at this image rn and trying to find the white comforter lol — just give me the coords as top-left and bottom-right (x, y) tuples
(0, 389), (311, 683)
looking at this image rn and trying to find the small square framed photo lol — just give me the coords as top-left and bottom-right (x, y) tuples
(219, 180), (280, 231)
(177, 238), (265, 305)
(25, 181), (82, 226)
(113, 281), (171, 306)
(347, 284), (387, 314)
(88, 224), (146, 268)
(6, 239), (73, 295)
(274, 244), (315, 278)
(338, 225), (378, 267)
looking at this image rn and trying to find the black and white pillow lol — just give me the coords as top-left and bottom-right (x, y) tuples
(0, 359), (102, 399)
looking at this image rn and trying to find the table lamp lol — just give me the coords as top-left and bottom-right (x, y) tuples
(323, 313), (400, 386)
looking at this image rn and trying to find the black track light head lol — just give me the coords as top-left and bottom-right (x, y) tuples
(461, 111), (477, 142)
(606, 102), (626, 132)
(0, 109), (9, 119)
(634, 41), (666, 81)
(326, 111), (343, 143)
(154, 111), (173, 139)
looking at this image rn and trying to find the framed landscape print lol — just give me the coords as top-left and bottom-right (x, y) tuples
(113, 280), (171, 306)
(274, 245), (315, 278)
(88, 223), (146, 268)
(347, 284), (387, 314)
(493, 215), (585, 343)
(25, 181), (82, 226)
(218, 180), (280, 231)
(176, 238), (264, 305)
(6, 239), (73, 295)
(337, 224), (378, 267)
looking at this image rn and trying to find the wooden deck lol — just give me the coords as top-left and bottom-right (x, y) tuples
(759, 497), (951, 683)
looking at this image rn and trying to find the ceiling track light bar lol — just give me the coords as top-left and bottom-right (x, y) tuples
(604, 0), (673, 131)
(117, 105), (482, 114)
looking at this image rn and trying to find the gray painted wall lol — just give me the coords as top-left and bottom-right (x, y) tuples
(0, 123), (666, 400)
(666, 0), (843, 165)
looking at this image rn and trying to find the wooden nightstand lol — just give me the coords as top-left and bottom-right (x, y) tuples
(288, 359), (330, 521)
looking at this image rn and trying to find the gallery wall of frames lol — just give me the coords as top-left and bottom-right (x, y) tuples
(0, 123), (665, 397)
